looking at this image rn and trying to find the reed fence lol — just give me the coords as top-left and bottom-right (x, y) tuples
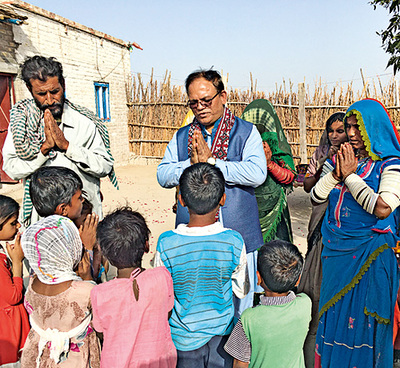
(126, 71), (400, 166)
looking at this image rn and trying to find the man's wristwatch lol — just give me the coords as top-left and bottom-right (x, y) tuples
(207, 156), (216, 165)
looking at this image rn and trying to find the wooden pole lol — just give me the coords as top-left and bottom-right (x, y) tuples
(360, 68), (369, 98)
(298, 82), (307, 164)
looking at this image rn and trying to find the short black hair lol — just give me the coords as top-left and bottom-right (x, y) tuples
(30, 166), (83, 217)
(97, 207), (150, 269)
(0, 195), (19, 230)
(326, 112), (345, 131)
(185, 69), (225, 94)
(21, 56), (65, 90)
(257, 240), (304, 293)
(179, 163), (225, 215)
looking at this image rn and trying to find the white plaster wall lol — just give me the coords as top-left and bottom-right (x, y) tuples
(10, 9), (131, 164)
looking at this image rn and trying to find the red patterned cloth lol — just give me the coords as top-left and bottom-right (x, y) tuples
(187, 107), (235, 160)
(187, 107), (236, 221)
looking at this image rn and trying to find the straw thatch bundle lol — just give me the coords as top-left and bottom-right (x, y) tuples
(127, 71), (400, 164)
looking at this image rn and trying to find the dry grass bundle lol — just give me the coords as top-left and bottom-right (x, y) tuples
(127, 70), (187, 158)
(127, 72), (400, 163)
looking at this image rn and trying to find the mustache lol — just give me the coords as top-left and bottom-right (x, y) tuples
(39, 102), (63, 111)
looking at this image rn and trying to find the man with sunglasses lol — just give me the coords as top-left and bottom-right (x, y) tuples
(157, 69), (267, 321)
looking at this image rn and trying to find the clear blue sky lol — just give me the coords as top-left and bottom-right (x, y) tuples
(27, 0), (394, 92)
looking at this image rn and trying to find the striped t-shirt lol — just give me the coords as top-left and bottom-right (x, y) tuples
(156, 222), (245, 351)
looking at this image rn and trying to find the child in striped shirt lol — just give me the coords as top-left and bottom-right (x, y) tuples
(155, 162), (249, 368)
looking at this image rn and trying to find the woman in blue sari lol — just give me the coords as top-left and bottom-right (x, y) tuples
(311, 99), (400, 367)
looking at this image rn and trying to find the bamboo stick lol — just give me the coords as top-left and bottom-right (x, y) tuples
(127, 72), (400, 160)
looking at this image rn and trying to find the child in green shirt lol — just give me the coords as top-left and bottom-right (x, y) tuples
(224, 240), (311, 368)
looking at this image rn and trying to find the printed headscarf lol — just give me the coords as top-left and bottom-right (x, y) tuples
(242, 99), (295, 172)
(241, 99), (295, 242)
(22, 215), (82, 284)
(345, 99), (400, 160)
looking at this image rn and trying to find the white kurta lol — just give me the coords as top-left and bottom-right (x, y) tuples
(2, 103), (114, 223)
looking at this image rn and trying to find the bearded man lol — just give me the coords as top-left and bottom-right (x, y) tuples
(2, 56), (117, 225)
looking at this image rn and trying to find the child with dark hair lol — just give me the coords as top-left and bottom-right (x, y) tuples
(0, 195), (30, 367)
(20, 215), (100, 367)
(30, 166), (102, 282)
(155, 162), (249, 368)
(91, 207), (177, 367)
(30, 166), (84, 220)
(224, 240), (311, 368)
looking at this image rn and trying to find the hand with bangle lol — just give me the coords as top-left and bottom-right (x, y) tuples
(310, 143), (358, 204)
(333, 143), (380, 215)
(333, 142), (358, 181)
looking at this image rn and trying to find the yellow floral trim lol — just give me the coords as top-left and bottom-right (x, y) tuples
(364, 307), (390, 325)
(319, 243), (389, 319)
(345, 110), (381, 161)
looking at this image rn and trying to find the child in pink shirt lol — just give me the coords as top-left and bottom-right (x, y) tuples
(91, 207), (177, 368)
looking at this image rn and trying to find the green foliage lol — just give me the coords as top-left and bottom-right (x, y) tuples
(371, 0), (400, 73)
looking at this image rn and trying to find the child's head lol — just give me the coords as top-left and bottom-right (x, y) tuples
(21, 215), (83, 284)
(97, 207), (150, 269)
(179, 162), (225, 215)
(0, 195), (20, 241)
(257, 240), (304, 294)
(30, 166), (84, 220)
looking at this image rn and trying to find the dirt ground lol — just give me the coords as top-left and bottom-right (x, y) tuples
(99, 164), (312, 267)
(1, 164), (312, 269)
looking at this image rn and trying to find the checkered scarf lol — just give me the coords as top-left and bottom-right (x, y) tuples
(10, 99), (119, 225)
(187, 107), (235, 160)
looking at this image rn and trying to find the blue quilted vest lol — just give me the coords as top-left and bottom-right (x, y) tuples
(176, 117), (263, 253)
